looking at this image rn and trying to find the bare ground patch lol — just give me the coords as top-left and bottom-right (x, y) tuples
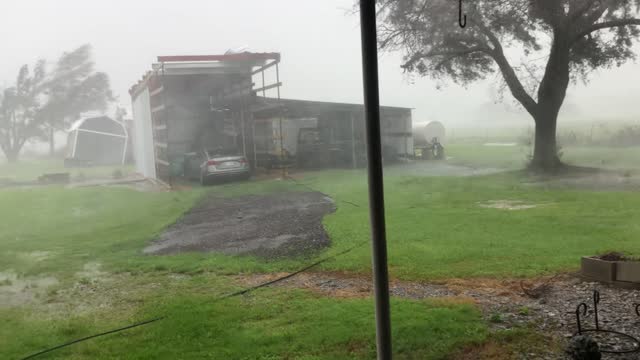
(0, 270), (58, 307)
(144, 191), (336, 258)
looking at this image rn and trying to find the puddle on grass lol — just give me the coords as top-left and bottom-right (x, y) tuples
(75, 262), (108, 282)
(478, 200), (540, 211)
(16, 251), (53, 262)
(0, 270), (59, 307)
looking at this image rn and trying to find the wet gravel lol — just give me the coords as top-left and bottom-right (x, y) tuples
(144, 191), (336, 258)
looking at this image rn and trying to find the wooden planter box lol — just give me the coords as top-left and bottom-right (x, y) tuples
(616, 261), (640, 283)
(581, 257), (616, 282)
(581, 256), (640, 288)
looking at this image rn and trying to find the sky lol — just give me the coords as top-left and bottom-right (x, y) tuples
(1, 0), (640, 130)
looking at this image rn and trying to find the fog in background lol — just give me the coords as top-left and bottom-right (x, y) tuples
(2, 0), (639, 133)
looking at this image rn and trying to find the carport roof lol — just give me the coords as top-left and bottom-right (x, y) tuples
(156, 52), (280, 63)
(253, 97), (413, 118)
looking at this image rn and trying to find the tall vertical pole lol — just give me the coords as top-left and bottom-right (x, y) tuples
(252, 120), (258, 169)
(161, 62), (172, 187)
(351, 112), (357, 169)
(358, 1), (392, 359)
(276, 62), (286, 178)
(241, 109), (247, 158)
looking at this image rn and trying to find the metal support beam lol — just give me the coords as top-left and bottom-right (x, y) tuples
(358, 1), (392, 359)
(251, 60), (279, 76)
(253, 82), (283, 94)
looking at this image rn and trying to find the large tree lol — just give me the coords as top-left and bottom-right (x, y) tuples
(376, 0), (640, 171)
(0, 45), (113, 162)
(0, 61), (48, 162)
(42, 44), (114, 155)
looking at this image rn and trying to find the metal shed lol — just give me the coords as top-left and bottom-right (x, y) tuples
(129, 52), (281, 183)
(65, 116), (128, 166)
(128, 51), (413, 183)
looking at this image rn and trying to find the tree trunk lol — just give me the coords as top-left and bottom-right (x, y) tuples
(5, 150), (19, 163)
(530, 30), (570, 173)
(531, 114), (562, 171)
(49, 126), (55, 156)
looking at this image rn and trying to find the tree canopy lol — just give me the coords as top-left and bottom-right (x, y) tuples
(377, 0), (640, 170)
(41, 44), (114, 155)
(0, 61), (48, 162)
(0, 44), (113, 162)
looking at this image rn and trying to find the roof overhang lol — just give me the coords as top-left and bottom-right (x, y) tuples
(156, 52), (280, 63)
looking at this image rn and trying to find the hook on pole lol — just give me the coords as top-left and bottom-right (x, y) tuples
(576, 302), (588, 334)
(459, 0), (467, 28)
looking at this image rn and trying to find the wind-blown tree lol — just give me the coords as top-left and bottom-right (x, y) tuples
(42, 44), (114, 155)
(0, 61), (48, 162)
(377, 0), (640, 171)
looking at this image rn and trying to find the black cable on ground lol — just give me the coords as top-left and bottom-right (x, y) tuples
(20, 317), (165, 360)
(218, 240), (367, 300)
(20, 240), (368, 360)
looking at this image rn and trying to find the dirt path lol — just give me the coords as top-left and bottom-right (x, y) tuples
(144, 191), (336, 258)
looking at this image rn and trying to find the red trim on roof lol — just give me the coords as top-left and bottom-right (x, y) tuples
(157, 52), (280, 63)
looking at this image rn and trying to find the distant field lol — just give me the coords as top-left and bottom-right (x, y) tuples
(0, 158), (134, 182)
(447, 143), (640, 170)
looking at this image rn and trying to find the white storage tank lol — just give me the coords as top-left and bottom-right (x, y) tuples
(414, 121), (446, 146)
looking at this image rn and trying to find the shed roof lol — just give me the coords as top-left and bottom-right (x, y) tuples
(69, 116), (127, 137)
(156, 52), (280, 63)
(129, 52), (280, 98)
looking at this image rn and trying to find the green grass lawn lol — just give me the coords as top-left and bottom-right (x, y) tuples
(311, 169), (640, 279)
(2, 164), (639, 358)
(3, 167), (640, 280)
(2, 281), (486, 359)
(0, 183), (488, 359)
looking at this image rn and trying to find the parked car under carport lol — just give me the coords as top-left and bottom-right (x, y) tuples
(184, 149), (250, 185)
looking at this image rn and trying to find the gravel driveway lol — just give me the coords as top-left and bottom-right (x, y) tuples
(144, 191), (335, 258)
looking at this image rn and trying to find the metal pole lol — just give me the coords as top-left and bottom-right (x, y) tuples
(261, 69), (266, 98)
(241, 108), (247, 158)
(252, 119), (258, 169)
(351, 112), (357, 169)
(276, 62), (285, 178)
(358, 1), (392, 359)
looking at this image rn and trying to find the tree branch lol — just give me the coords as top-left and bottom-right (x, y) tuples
(427, 46), (491, 58)
(572, 18), (640, 44)
(431, 47), (491, 69)
(471, 19), (538, 116)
